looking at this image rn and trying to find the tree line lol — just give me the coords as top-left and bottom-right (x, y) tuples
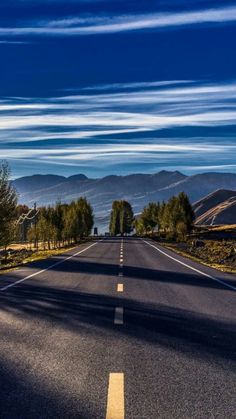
(0, 161), (94, 252)
(135, 192), (195, 240)
(27, 198), (94, 249)
(109, 192), (195, 240)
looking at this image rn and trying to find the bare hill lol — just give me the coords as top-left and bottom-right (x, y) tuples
(193, 189), (236, 225)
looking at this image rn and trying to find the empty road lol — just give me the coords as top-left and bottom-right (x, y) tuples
(0, 237), (235, 418)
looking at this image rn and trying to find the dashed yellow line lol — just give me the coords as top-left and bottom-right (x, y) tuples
(106, 373), (124, 419)
(117, 283), (123, 292)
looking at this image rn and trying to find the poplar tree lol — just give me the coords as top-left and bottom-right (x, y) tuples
(109, 200), (134, 235)
(0, 161), (17, 252)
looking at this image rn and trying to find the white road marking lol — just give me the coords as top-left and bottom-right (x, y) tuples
(120, 258), (123, 263)
(0, 242), (98, 292)
(106, 373), (124, 419)
(143, 240), (236, 291)
(114, 307), (124, 324)
(117, 283), (123, 292)
(118, 272), (123, 277)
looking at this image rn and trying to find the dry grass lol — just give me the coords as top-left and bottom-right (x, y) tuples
(0, 241), (59, 252)
(209, 224), (236, 232)
(0, 243), (82, 274)
(195, 224), (236, 232)
(163, 240), (236, 274)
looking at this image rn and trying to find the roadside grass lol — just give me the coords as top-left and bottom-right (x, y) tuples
(0, 240), (91, 274)
(160, 241), (236, 274)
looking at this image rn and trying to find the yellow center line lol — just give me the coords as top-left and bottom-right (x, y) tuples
(117, 283), (123, 292)
(106, 373), (124, 419)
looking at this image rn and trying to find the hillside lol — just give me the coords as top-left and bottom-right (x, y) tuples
(193, 189), (236, 225)
(13, 171), (236, 231)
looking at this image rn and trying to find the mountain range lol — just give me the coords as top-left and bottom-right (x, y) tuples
(13, 171), (236, 231)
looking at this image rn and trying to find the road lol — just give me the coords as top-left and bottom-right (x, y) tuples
(0, 237), (235, 418)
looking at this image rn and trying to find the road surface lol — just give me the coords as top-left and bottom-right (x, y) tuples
(0, 237), (235, 418)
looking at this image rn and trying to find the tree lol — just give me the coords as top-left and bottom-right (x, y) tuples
(109, 201), (121, 236)
(109, 200), (134, 235)
(37, 207), (56, 250)
(0, 161), (17, 255)
(137, 202), (160, 235)
(77, 197), (94, 237)
(177, 192), (195, 233)
(52, 202), (64, 246)
(15, 205), (30, 242)
(120, 201), (134, 235)
(65, 202), (83, 242)
(135, 192), (194, 241)
(176, 221), (188, 241)
(61, 198), (94, 243)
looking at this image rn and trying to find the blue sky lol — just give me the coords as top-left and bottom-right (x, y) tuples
(0, 0), (236, 178)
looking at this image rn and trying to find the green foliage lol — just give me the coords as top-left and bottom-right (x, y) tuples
(135, 202), (160, 235)
(0, 161), (17, 250)
(109, 200), (134, 235)
(27, 197), (94, 249)
(135, 192), (195, 241)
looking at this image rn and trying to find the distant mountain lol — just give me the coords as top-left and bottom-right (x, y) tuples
(193, 189), (236, 225)
(13, 171), (236, 231)
(13, 174), (66, 192)
(67, 174), (88, 182)
(13, 173), (88, 192)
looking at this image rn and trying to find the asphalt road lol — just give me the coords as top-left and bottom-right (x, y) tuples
(0, 237), (235, 419)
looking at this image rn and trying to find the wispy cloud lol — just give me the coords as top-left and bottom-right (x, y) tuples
(0, 6), (236, 37)
(0, 40), (29, 44)
(80, 80), (195, 92)
(1, 80), (236, 132)
(1, 79), (236, 176)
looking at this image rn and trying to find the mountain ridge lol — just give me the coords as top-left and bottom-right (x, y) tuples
(193, 189), (236, 225)
(13, 170), (236, 230)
